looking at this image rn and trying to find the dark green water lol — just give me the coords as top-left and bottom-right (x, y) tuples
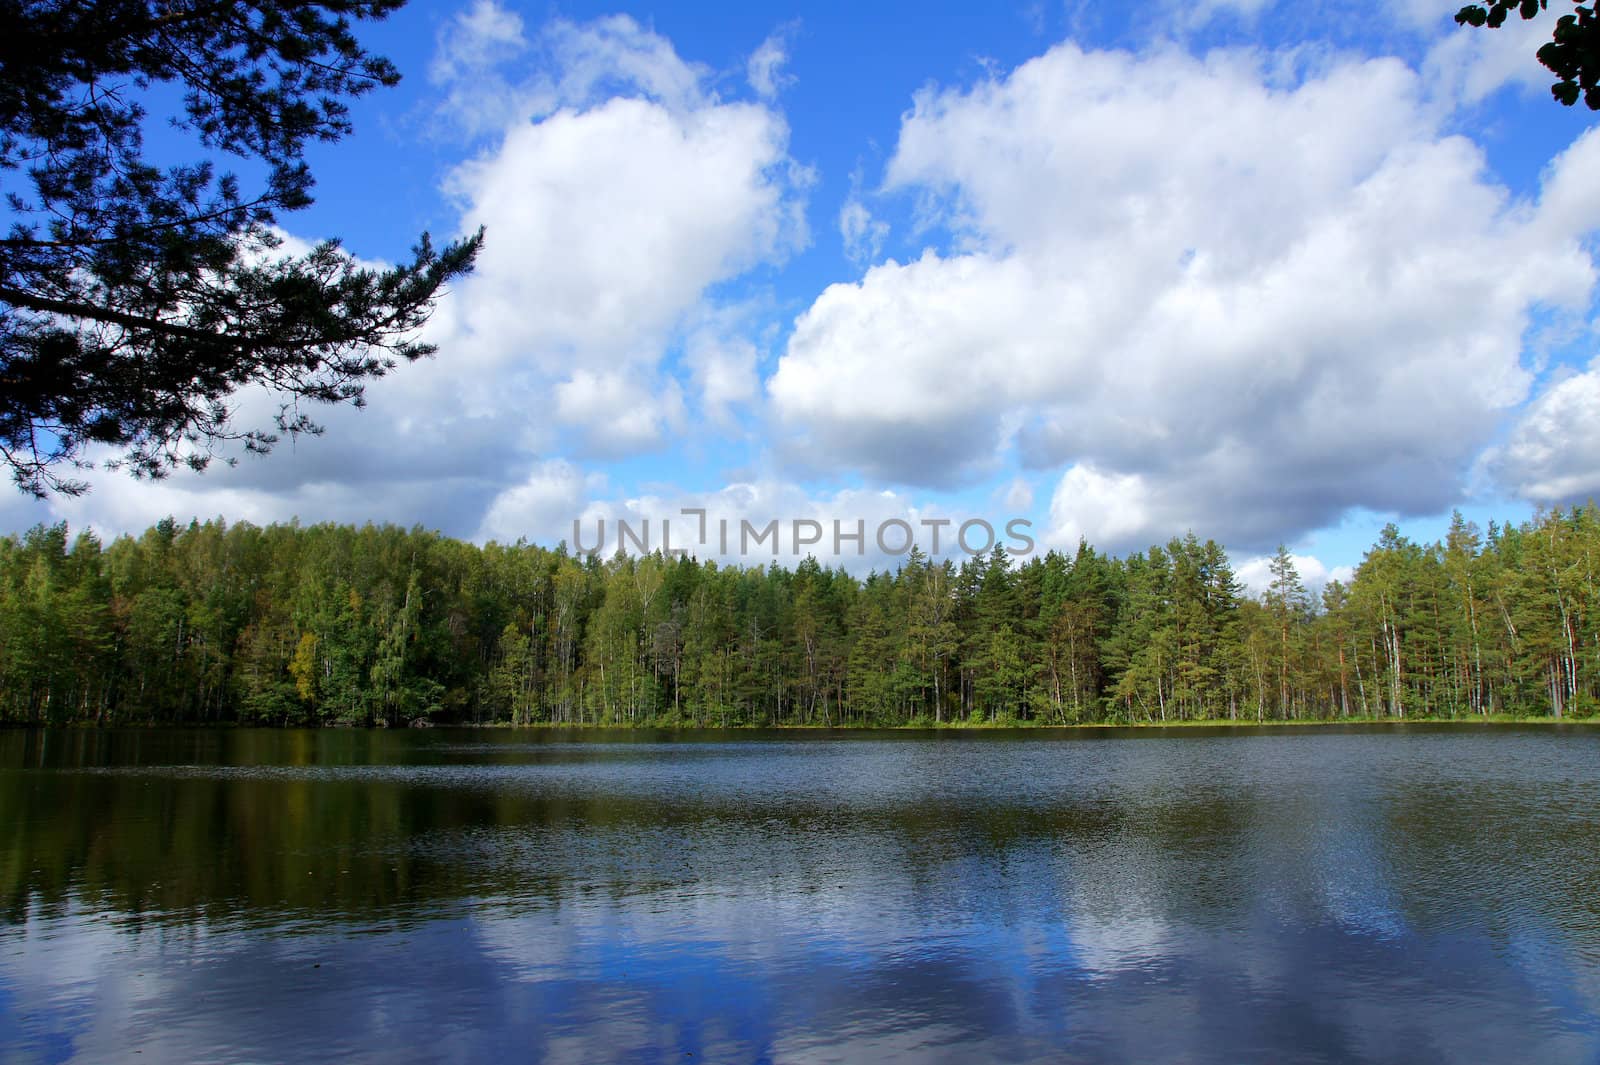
(3, 726), (1600, 1063)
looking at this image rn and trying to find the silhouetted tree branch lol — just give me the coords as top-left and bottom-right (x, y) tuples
(0, 0), (483, 497)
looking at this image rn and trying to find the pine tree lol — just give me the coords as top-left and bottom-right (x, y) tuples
(1, 0), (482, 496)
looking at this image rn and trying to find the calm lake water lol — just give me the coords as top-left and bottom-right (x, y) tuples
(3, 726), (1600, 1064)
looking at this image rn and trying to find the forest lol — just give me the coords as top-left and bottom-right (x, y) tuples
(0, 506), (1597, 727)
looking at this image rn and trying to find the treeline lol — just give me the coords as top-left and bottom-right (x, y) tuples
(0, 508), (1597, 726)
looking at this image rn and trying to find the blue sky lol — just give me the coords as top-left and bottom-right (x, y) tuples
(9, 0), (1600, 591)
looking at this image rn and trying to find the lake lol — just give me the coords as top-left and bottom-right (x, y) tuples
(2, 725), (1600, 1063)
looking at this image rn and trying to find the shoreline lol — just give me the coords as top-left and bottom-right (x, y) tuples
(3, 715), (1594, 732)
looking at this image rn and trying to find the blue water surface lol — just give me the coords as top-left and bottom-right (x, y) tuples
(1, 725), (1598, 1063)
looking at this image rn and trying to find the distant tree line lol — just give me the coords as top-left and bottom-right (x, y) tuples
(1, 506), (1597, 726)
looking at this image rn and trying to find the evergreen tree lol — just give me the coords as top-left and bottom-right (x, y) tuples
(1, 0), (482, 496)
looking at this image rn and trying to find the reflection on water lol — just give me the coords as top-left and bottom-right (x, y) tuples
(3, 726), (1600, 1063)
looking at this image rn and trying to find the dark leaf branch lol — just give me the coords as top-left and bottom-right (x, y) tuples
(0, 2), (482, 497)
(1, 227), (483, 496)
(1457, 0), (1600, 109)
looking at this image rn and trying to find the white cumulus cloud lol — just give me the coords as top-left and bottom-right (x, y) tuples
(768, 42), (1600, 552)
(1487, 359), (1600, 504)
(9, 13), (810, 541)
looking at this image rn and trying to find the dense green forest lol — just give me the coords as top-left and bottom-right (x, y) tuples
(1, 507), (1597, 726)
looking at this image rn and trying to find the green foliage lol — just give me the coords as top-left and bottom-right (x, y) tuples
(3, 506), (1600, 726)
(0, 1), (483, 496)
